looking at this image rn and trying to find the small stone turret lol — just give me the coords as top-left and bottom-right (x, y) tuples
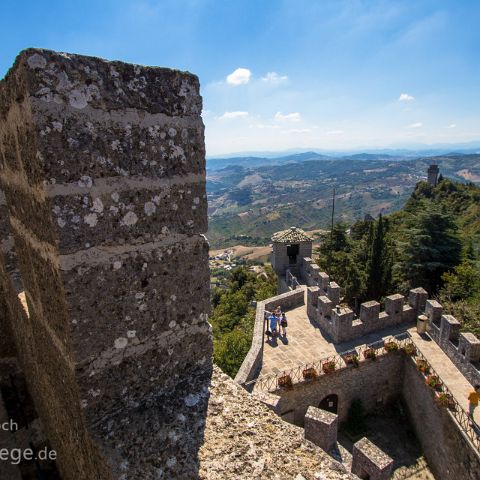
(427, 164), (439, 186)
(271, 226), (312, 277)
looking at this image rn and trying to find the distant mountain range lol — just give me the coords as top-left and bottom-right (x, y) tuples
(206, 153), (480, 248)
(207, 144), (480, 171)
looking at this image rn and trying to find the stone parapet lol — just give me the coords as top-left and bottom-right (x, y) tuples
(304, 406), (338, 452)
(351, 437), (393, 480)
(0, 49), (210, 479)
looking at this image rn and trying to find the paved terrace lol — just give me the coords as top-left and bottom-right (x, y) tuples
(259, 296), (480, 425)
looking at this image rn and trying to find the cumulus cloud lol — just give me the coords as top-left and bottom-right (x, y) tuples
(219, 111), (249, 119)
(445, 123), (456, 129)
(407, 122), (423, 128)
(226, 68), (251, 86)
(398, 93), (415, 102)
(261, 72), (288, 84)
(274, 111), (301, 122)
(326, 129), (344, 135)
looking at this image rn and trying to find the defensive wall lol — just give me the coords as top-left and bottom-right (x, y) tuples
(253, 337), (480, 480)
(234, 288), (304, 387)
(0, 48), (363, 480)
(425, 299), (480, 386)
(0, 48), (211, 480)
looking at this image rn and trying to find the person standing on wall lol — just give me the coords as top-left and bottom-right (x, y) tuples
(468, 385), (480, 418)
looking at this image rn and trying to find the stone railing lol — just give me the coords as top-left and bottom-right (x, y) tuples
(307, 285), (426, 343)
(235, 289), (305, 388)
(425, 300), (480, 386)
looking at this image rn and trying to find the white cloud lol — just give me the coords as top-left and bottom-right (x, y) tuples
(445, 123), (456, 129)
(261, 72), (288, 84)
(283, 128), (312, 134)
(407, 122), (423, 128)
(326, 129), (344, 135)
(398, 93), (415, 102)
(274, 111), (301, 122)
(219, 111), (249, 119)
(226, 68), (251, 86)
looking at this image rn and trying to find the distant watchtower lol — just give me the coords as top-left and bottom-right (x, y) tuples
(427, 164), (439, 186)
(271, 227), (313, 277)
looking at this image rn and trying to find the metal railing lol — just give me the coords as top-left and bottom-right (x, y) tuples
(243, 331), (480, 453)
(286, 269), (301, 290)
(244, 333), (410, 392)
(410, 339), (480, 451)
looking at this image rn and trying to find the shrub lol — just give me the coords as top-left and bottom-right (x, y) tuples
(302, 367), (318, 380)
(384, 341), (399, 352)
(363, 348), (377, 360)
(322, 361), (336, 374)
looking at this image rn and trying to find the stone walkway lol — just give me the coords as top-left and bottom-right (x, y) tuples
(409, 328), (480, 424)
(261, 304), (338, 376)
(260, 301), (480, 426)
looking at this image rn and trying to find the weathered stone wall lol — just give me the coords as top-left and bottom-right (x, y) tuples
(0, 48), (211, 479)
(402, 358), (480, 480)
(235, 288), (305, 387)
(308, 286), (422, 344)
(200, 367), (357, 480)
(426, 300), (480, 386)
(277, 351), (404, 425)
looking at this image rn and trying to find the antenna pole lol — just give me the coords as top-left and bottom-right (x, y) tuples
(330, 187), (335, 244)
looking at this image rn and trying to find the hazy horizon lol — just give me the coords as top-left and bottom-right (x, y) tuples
(2, 1), (479, 156)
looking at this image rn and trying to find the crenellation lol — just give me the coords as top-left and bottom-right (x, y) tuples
(318, 271), (329, 291)
(352, 437), (394, 480)
(439, 314), (461, 346)
(327, 281), (341, 305)
(425, 299), (442, 325)
(384, 293), (404, 324)
(304, 406), (338, 452)
(360, 300), (380, 328)
(458, 332), (480, 363)
(408, 287), (428, 313)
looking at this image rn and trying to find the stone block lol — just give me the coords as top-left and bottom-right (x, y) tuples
(332, 306), (354, 343)
(352, 437), (393, 480)
(425, 299), (442, 325)
(327, 281), (341, 305)
(307, 286), (320, 319)
(401, 304), (415, 323)
(440, 314), (461, 345)
(408, 287), (428, 313)
(318, 295), (333, 318)
(385, 293), (404, 324)
(360, 300), (380, 325)
(304, 406), (338, 452)
(458, 333), (480, 363)
(318, 272), (329, 291)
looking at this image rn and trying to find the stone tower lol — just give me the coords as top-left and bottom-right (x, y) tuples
(427, 164), (439, 186)
(0, 48), (211, 479)
(271, 226), (312, 277)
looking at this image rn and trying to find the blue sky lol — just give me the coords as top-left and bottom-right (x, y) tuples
(1, 0), (479, 155)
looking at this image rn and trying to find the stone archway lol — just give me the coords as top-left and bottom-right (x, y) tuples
(319, 394), (338, 414)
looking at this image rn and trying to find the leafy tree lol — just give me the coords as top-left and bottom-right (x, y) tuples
(396, 203), (461, 294)
(210, 265), (277, 377)
(214, 329), (252, 378)
(440, 260), (480, 302)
